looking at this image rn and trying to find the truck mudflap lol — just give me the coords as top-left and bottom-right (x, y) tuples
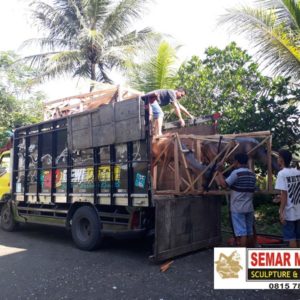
(150, 196), (221, 262)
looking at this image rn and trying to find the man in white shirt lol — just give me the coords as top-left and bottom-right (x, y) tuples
(275, 149), (300, 248)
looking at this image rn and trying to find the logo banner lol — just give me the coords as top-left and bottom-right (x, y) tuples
(214, 248), (300, 289)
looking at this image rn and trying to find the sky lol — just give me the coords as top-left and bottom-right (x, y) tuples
(0, 0), (253, 101)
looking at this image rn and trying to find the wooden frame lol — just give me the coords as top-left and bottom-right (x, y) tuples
(43, 84), (143, 120)
(152, 131), (277, 196)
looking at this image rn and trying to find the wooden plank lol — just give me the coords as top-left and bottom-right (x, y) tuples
(44, 87), (118, 105)
(153, 166), (157, 191)
(207, 140), (237, 188)
(267, 135), (273, 192)
(168, 164), (190, 188)
(246, 136), (270, 156)
(177, 131), (271, 140)
(154, 198), (172, 254)
(152, 136), (174, 166)
(153, 189), (279, 196)
(184, 142), (234, 193)
(196, 140), (202, 189)
(151, 237), (221, 262)
(175, 133), (193, 191)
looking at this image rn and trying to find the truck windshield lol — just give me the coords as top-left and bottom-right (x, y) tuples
(0, 155), (10, 175)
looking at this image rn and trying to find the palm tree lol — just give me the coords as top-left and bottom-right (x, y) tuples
(218, 0), (300, 79)
(127, 40), (179, 92)
(22, 0), (154, 91)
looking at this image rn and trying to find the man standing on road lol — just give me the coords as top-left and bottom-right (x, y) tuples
(146, 88), (194, 136)
(275, 149), (300, 248)
(217, 153), (256, 247)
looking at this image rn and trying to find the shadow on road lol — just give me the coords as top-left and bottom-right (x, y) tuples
(0, 223), (153, 260)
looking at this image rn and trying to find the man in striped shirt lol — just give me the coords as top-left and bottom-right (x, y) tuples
(217, 153), (256, 247)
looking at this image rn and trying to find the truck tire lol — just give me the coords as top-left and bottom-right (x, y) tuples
(71, 206), (102, 251)
(1, 202), (18, 231)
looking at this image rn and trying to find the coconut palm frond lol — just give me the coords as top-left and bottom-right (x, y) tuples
(128, 41), (178, 92)
(19, 38), (70, 52)
(102, 28), (155, 64)
(253, 27), (300, 77)
(20, 51), (61, 68)
(22, 50), (81, 73)
(281, 0), (300, 28)
(102, 0), (151, 38)
(73, 62), (91, 78)
(256, 0), (300, 28)
(30, 1), (80, 40)
(151, 41), (177, 88)
(37, 50), (83, 81)
(24, 0), (156, 90)
(106, 28), (154, 51)
(219, 7), (277, 36)
(97, 62), (114, 83)
(219, 6), (300, 78)
(67, 0), (88, 31)
(85, 0), (109, 28)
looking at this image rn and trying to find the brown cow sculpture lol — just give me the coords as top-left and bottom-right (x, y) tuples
(152, 135), (279, 191)
(201, 137), (279, 172)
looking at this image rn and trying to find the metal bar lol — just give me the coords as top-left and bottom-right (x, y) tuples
(37, 125), (42, 202)
(127, 142), (133, 206)
(142, 96), (152, 204)
(110, 145), (115, 206)
(24, 129), (30, 203)
(66, 146), (72, 204)
(94, 147), (100, 204)
(51, 121), (57, 203)
(12, 131), (19, 196)
(163, 114), (216, 130)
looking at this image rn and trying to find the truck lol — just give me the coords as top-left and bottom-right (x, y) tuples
(0, 95), (221, 261)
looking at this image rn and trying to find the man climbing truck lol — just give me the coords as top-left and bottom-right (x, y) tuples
(0, 94), (221, 261)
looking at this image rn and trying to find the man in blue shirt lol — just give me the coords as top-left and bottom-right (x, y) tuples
(217, 153), (256, 247)
(146, 88), (194, 136)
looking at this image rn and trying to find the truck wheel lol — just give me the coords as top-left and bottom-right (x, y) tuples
(1, 202), (17, 231)
(71, 206), (102, 251)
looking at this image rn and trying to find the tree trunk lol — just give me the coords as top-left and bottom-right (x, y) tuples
(90, 63), (96, 92)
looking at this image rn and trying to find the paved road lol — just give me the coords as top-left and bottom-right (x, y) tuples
(0, 225), (299, 300)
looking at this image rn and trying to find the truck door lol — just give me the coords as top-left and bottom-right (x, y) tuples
(0, 151), (11, 200)
(151, 196), (222, 262)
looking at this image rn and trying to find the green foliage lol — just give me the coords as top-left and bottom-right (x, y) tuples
(0, 51), (44, 147)
(176, 42), (300, 153)
(23, 0), (155, 91)
(219, 0), (300, 79)
(254, 203), (282, 236)
(221, 200), (282, 237)
(127, 41), (178, 92)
